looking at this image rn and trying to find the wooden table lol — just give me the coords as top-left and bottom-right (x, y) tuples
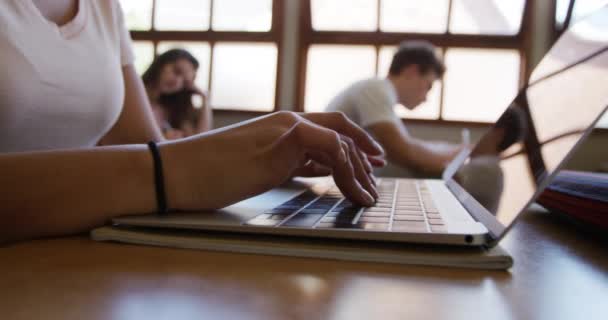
(1, 209), (606, 320)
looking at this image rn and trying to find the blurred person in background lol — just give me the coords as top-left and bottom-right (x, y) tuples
(326, 40), (462, 177)
(142, 49), (213, 139)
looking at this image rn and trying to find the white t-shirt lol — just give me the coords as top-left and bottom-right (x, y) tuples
(0, 0), (135, 152)
(326, 78), (426, 177)
(325, 78), (401, 128)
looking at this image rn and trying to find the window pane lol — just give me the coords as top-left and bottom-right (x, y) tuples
(531, 7), (607, 84)
(157, 42), (211, 92)
(155, 0), (210, 31)
(119, 0), (153, 30)
(305, 45), (376, 112)
(380, 0), (448, 33)
(212, 0), (272, 31)
(377, 46), (441, 119)
(311, 0), (377, 31)
(571, 1), (608, 42)
(555, 0), (571, 27)
(443, 48), (520, 122)
(449, 0), (525, 35)
(210, 43), (277, 111)
(558, 0), (608, 27)
(132, 41), (155, 75)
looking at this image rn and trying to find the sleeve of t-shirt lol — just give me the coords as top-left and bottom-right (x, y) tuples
(114, 0), (135, 67)
(354, 82), (401, 128)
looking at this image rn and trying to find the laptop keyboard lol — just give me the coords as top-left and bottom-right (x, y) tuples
(245, 179), (446, 233)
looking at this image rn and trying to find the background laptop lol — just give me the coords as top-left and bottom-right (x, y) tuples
(114, 7), (608, 248)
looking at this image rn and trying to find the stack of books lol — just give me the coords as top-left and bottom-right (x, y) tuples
(537, 170), (608, 232)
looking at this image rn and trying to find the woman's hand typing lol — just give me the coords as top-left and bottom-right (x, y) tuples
(160, 111), (385, 211)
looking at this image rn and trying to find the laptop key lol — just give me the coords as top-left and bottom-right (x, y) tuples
(365, 207), (391, 213)
(393, 220), (426, 228)
(282, 213), (325, 228)
(270, 214), (290, 221)
(373, 203), (393, 208)
(268, 207), (297, 214)
(428, 218), (444, 225)
(357, 222), (389, 231)
(395, 205), (422, 211)
(299, 208), (330, 215)
(325, 211), (357, 218)
(394, 210), (423, 216)
(321, 216), (355, 224)
(333, 206), (359, 213)
(422, 197), (439, 213)
(361, 211), (391, 217)
(358, 216), (390, 223)
(316, 222), (356, 229)
(426, 213), (442, 219)
(393, 215), (425, 222)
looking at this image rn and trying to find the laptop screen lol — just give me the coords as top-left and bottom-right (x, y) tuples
(446, 6), (608, 239)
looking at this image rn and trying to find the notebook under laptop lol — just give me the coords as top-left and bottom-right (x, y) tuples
(114, 7), (608, 248)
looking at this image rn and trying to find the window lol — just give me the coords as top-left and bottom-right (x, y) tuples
(552, 0), (608, 130)
(449, 0), (526, 35)
(155, 0), (211, 31)
(442, 48), (520, 122)
(132, 41), (155, 75)
(311, 0), (377, 31)
(380, 0), (449, 33)
(210, 43), (277, 111)
(556, 0), (608, 30)
(120, 0), (152, 31)
(212, 0), (273, 31)
(305, 45), (376, 112)
(119, 0), (281, 111)
(299, 0), (529, 123)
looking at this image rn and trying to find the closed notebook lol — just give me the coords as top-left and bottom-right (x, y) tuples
(91, 226), (513, 270)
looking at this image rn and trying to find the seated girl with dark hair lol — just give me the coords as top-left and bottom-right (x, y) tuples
(143, 49), (212, 139)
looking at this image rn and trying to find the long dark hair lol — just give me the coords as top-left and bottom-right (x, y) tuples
(142, 48), (200, 129)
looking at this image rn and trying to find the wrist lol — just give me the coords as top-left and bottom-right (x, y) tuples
(157, 141), (189, 211)
(122, 145), (158, 215)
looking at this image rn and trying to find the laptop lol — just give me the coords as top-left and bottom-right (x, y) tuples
(114, 7), (608, 248)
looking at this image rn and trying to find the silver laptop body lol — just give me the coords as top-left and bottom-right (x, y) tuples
(114, 7), (608, 247)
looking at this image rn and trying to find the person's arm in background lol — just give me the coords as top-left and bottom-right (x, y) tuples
(98, 65), (165, 144)
(194, 88), (212, 133)
(176, 89), (212, 136)
(367, 120), (460, 175)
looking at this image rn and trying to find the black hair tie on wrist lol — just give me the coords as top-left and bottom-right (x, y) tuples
(147, 141), (169, 215)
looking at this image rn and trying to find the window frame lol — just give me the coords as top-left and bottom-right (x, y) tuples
(296, 0), (534, 126)
(128, 0), (284, 112)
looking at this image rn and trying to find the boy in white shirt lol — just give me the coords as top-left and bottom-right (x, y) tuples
(326, 41), (461, 177)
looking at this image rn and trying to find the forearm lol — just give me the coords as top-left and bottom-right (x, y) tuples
(0, 145), (155, 243)
(196, 105), (213, 133)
